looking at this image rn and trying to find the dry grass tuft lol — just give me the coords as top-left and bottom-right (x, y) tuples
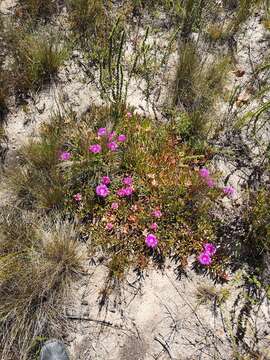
(3, 24), (68, 96)
(17, 0), (58, 22)
(7, 137), (66, 210)
(244, 188), (270, 265)
(173, 40), (231, 143)
(67, 0), (111, 59)
(0, 209), (84, 359)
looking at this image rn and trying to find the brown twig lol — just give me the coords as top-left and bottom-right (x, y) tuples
(154, 335), (173, 359)
(66, 314), (112, 325)
(66, 314), (134, 336)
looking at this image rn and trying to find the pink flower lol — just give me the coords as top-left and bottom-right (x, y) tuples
(102, 176), (111, 185)
(198, 252), (212, 266)
(199, 167), (210, 178)
(206, 178), (215, 188)
(108, 131), (116, 141)
(126, 112), (132, 118)
(122, 176), (133, 186)
(223, 186), (235, 197)
(150, 223), (158, 231)
(117, 134), (126, 142)
(89, 144), (102, 154)
(96, 184), (110, 197)
(117, 188), (127, 197)
(106, 223), (114, 231)
(152, 209), (162, 218)
(73, 193), (82, 202)
(107, 142), (118, 151)
(111, 202), (119, 210)
(97, 127), (107, 137)
(203, 243), (216, 256)
(117, 187), (134, 197)
(59, 151), (71, 161)
(145, 234), (158, 248)
(124, 187), (133, 196)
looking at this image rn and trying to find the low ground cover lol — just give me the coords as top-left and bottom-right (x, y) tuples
(8, 105), (235, 279)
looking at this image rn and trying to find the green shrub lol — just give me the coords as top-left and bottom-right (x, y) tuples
(8, 105), (224, 278)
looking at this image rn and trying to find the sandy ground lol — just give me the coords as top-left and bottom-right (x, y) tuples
(0, 1), (270, 359)
(65, 261), (270, 360)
